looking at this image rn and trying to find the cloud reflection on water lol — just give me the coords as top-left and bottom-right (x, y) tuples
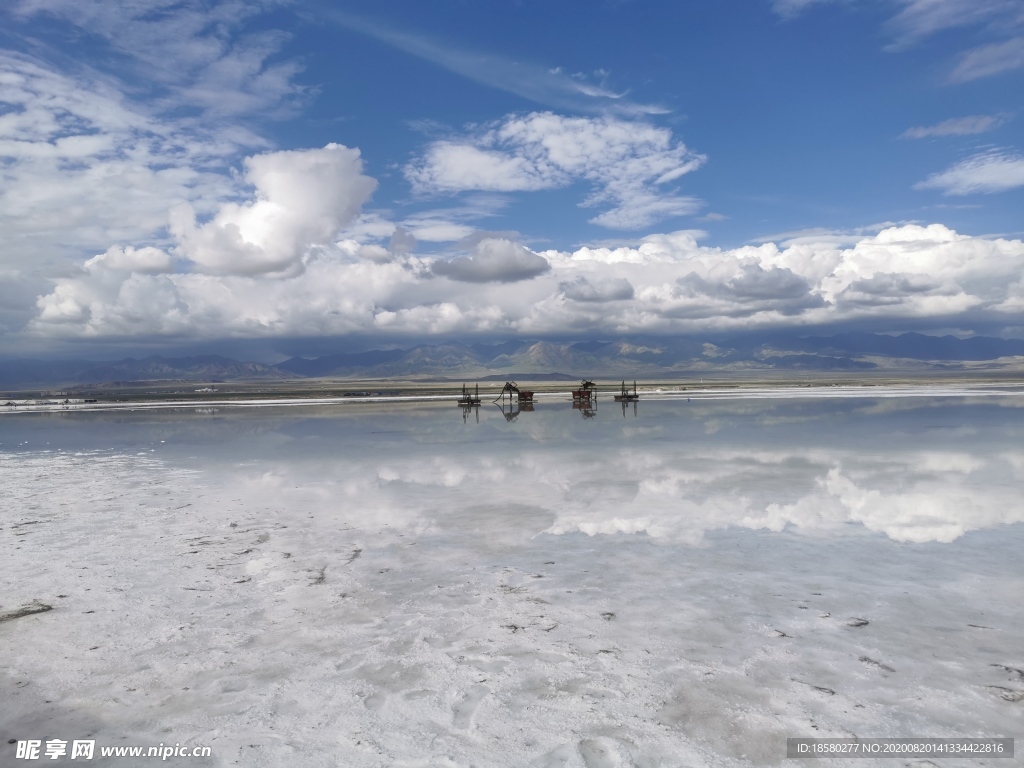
(185, 398), (1024, 547)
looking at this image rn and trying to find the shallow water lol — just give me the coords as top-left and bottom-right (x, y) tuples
(2, 395), (1023, 766)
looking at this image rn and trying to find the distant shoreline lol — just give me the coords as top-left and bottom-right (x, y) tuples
(4, 379), (1024, 415)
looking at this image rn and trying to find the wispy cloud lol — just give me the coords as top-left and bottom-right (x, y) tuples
(401, 196), (511, 244)
(0, 50), (248, 273)
(775, 0), (1024, 41)
(774, 0), (1024, 81)
(902, 114), (1008, 138)
(10, 0), (306, 118)
(915, 150), (1024, 194)
(883, 0), (1023, 50)
(772, 0), (838, 20)
(327, 10), (668, 117)
(752, 222), (909, 247)
(335, 196), (514, 248)
(0, 0), (321, 313)
(950, 36), (1024, 82)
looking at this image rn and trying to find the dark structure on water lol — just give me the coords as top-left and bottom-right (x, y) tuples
(613, 381), (639, 402)
(458, 383), (481, 406)
(571, 380), (596, 402)
(494, 381), (533, 405)
(457, 378), (640, 422)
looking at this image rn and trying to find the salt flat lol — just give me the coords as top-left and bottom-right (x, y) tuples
(2, 396), (1022, 766)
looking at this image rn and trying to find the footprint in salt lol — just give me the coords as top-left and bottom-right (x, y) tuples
(452, 684), (490, 730)
(579, 737), (632, 768)
(362, 690), (387, 710)
(529, 742), (576, 767)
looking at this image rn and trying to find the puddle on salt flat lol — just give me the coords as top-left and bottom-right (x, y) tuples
(2, 395), (1022, 767)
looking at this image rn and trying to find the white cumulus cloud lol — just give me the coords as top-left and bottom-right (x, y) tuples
(560, 276), (635, 303)
(405, 112), (706, 230)
(26, 213), (1024, 343)
(432, 239), (551, 284)
(85, 246), (174, 275)
(171, 144), (377, 276)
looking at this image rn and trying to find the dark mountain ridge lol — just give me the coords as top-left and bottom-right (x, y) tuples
(2, 333), (1023, 389)
(0, 354), (290, 389)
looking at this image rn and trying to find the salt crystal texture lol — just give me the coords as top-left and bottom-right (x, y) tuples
(2, 395), (1022, 766)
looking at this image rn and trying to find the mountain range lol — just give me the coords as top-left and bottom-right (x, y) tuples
(2, 333), (1024, 390)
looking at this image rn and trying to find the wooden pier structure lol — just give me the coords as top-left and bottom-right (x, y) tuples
(458, 383), (481, 406)
(571, 380), (597, 403)
(613, 380), (639, 402)
(494, 381), (533, 405)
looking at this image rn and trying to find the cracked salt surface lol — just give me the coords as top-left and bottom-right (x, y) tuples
(1, 396), (1022, 766)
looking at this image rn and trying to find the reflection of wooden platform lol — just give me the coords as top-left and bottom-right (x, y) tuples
(495, 382), (534, 421)
(573, 401), (596, 419)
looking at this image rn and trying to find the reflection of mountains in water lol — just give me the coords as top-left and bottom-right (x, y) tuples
(2, 407), (295, 450)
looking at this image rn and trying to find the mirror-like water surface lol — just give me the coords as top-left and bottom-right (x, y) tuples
(2, 396), (1022, 766)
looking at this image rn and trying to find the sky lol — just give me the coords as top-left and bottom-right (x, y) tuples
(1, 0), (1023, 360)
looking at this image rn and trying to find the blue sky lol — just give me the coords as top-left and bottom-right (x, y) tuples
(315, 0), (1024, 244)
(1, 0), (1023, 357)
